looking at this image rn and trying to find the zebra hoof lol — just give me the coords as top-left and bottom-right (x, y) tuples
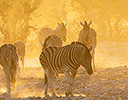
(70, 93), (74, 97)
(65, 91), (73, 96)
(51, 95), (58, 99)
(0, 92), (11, 98)
(44, 95), (51, 99)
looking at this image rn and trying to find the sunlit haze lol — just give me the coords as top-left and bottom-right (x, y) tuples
(0, 0), (128, 99)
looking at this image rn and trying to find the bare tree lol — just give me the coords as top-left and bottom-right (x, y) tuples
(0, 0), (42, 43)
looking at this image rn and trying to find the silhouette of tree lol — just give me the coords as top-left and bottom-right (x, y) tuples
(0, 0), (42, 43)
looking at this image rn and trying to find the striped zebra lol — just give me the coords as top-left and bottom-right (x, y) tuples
(78, 21), (97, 72)
(14, 41), (25, 70)
(39, 42), (93, 97)
(42, 35), (62, 50)
(0, 44), (19, 94)
(40, 35), (62, 78)
(38, 22), (67, 44)
(41, 35), (63, 78)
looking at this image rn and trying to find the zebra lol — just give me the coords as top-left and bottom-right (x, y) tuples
(0, 44), (19, 94)
(38, 22), (67, 44)
(40, 35), (63, 78)
(41, 35), (62, 50)
(78, 21), (97, 72)
(39, 42), (93, 97)
(14, 41), (25, 70)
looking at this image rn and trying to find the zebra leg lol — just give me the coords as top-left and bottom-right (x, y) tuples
(55, 73), (59, 77)
(11, 70), (16, 92)
(64, 72), (74, 96)
(4, 70), (11, 94)
(3, 67), (11, 94)
(93, 57), (96, 72)
(92, 50), (96, 72)
(45, 69), (56, 97)
(44, 81), (48, 96)
(6, 76), (11, 94)
(48, 71), (56, 97)
(11, 83), (15, 92)
(71, 70), (77, 79)
(44, 73), (48, 96)
(20, 56), (24, 71)
(11, 79), (16, 94)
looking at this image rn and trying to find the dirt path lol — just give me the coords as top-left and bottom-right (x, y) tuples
(0, 41), (128, 99)
(0, 65), (128, 100)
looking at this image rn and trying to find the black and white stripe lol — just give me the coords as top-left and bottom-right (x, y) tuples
(78, 21), (97, 71)
(39, 42), (93, 96)
(0, 44), (19, 94)
(40, 35), (63, 78)
(14, 41), (25, 70)
(38, 22), (67, 44)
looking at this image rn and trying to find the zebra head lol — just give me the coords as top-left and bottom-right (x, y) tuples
(78, 42), (93, 75)
(80, 21), (91, 41)
(56, 22), (68, 42)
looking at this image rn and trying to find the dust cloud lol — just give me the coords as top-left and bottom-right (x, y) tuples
(0, 0), (128, 99)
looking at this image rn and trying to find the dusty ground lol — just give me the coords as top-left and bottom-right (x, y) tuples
(0, 41), (128, 100)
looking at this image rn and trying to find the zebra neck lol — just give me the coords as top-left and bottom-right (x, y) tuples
(53, 30), (59, 37)
(83, 38), (92, 48)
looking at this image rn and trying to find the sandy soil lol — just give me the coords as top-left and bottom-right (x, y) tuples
(0, 41), (128, 100)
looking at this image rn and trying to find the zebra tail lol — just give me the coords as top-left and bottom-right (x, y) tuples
(89, 46), (93, 51)
(43, 73), (47, 85)
(40, 43), (44, 47)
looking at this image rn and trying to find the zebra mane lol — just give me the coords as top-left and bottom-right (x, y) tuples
(71, 41), (76, 45)
(71, 42), (93, 53)
(0, 44), (17, 51)
(44, 35), (61, 45)
(70, 42), (91, 58)
(56, 23), (64, 29)
(44, 35), (52, 43)
(71, 41), (87, 48)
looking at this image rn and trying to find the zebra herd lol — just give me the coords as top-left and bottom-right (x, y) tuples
(0, 20), (97, 97)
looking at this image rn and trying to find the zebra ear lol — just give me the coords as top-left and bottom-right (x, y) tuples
(88, 21), (92, 26)
(89, 46), (93, 51)
(65, 23), (68, 27)
(57, 23), (60, 25)
(40, 43), (44, 47)
(80, 22), (84, 26)
(84, 21), (88, 25)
